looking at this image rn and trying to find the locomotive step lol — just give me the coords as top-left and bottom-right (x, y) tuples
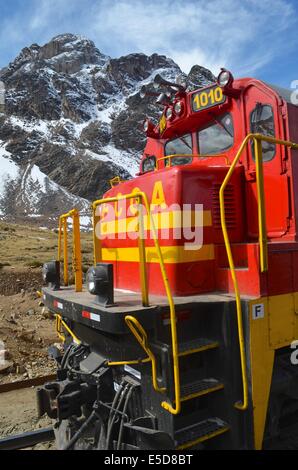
(180, 378), (224, 402)
(175, 418), (229, 450)
(178, 338), (219, 357)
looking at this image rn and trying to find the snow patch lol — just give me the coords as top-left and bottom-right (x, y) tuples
(0, 144), (19, 194)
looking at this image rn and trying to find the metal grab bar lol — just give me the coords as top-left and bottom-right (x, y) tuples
(55, 314), (81, 345)
(92, 192), (181, 415)
(58, 209), (83, 293)
(92, 193), (149, 307)
(157, 153), (230, 167)
(220, 132), (298, 411)
(125, 315), (165, 393)
(55, 313), (151, 367)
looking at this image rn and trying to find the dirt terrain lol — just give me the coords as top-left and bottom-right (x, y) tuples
(0, 289), (57, 384)
(0, 387), (55, 449)
(0, 221), (93, 445)
(0, 221), (93, 385)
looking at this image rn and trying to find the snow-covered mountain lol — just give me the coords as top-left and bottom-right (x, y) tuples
(0, 34), (215, 223)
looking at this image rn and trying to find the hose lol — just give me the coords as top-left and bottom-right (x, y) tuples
(94, 411), (107, 450)
(106, 383), (130, 450)
(61, 343), (74, 369)
(63, 410), (97, 450)
(116, 385), (134, 450)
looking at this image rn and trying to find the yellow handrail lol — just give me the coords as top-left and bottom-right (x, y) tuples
(92, 191), (181, 414)
(92, 194), (150, 307)
(56, 313), (151, 367)
(110, 176), (123, 188)
(157, 153), (230, 167)
(55, 314), (81, 345)
(125, 315), (165, 393)
(58, 209), (83, 292)
(220, 132), (298, 411)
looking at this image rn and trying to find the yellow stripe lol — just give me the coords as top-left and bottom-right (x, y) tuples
(98, 210), (212, 236)
(176, 426), (229, 450)
(178, 342), (219, 357)
(181, 383), (224, 402)
(101, 244), (214, 264)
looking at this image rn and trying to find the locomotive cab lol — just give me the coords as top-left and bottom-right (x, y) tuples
(39, 70), (298, 451)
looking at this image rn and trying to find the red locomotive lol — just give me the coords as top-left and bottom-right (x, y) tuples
(39, 68), (298, 450)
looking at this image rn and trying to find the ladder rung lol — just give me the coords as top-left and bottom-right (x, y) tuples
(175, 418), (229, 450)
(178, 338), (219, 357)
(181, 378), (224, 402)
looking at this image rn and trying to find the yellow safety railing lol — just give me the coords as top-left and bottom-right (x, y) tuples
(157, 153), (230, 167)
(92, 192), (181, 414)
(110, 176), (124, 188)
(58, 209), (83, 293)
(220, 132), (298, 411)
(124, 315), (165, 393)
(55, 314), (81, 344)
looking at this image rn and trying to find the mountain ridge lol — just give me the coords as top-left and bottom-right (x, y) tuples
(0, 34), (215, 223)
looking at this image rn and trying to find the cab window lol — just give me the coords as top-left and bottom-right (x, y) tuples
(164, 134), (192, 166)
(142, 155), (156, 173)
(250, 104), (276, 161)
(198, 113), (234, 155)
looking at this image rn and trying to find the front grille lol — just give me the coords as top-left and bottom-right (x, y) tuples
(212, 183), (236, 230)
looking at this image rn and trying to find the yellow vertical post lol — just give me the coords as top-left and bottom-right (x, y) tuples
(137, 196), (149, 307)
(63, 217), (69, 286)
(58, 217), (63, 262)
(254, 137), (268, 273)
(93, 205), (102, 265)
(140, 192), (180, 415)
(72, 209), (83, 292)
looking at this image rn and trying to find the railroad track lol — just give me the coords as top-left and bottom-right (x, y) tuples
(0, 428), (55, 450)
(0, 374), (56, 394)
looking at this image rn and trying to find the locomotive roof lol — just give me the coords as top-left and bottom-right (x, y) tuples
(264, 82), (294, 105)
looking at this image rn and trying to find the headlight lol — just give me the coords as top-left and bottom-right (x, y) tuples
(166, 107), (173, 120)
(86, 263), (114, 307)
(42, 261), (60, 290)
(217, 68), (234, 88)
(174, 101), (183, 115)
(88, 280), (95, 294)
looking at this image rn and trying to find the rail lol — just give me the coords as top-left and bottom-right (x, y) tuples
(58, 209), (83, 292)
(157, 153), (230, 167)
(55, 315), (151, 367)
(0, 428), (55, 451)
(125, 315), (165, 393)
(220, 132), (298, 411)
(92, 192), (181, 414)
(55, 314), (81, 345)
(109, 176), (124, 188)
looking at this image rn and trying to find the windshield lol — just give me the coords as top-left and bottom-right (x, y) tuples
(198, 113), (234, 155)
(164, 134), (193, 166)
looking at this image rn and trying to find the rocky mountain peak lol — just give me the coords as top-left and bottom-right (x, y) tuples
(38, 34), (108, 73)
(188, 65), (216, 89)
(0, 34), (216, 223)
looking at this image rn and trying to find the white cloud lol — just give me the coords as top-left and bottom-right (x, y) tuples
(0, 0), (297, 78)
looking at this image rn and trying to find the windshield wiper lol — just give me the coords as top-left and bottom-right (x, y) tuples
(178, 136), (192, 151)
(210, 114), (233, 138)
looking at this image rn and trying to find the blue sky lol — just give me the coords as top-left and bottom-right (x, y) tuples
(0, 0), (297, 87)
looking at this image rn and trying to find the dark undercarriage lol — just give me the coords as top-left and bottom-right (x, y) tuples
(37, 286), (298, 450)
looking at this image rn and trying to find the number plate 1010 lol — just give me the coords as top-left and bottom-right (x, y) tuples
(192, 86), (226, 112)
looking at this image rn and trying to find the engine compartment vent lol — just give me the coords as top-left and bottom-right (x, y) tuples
(212, 184), (237, 230)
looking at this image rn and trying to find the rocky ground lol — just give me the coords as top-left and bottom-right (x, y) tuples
(0, 221), (82, 448)
(0, 387), (55, 449)
(0, 220), (93, 384)
(0, 287), (57, 384)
